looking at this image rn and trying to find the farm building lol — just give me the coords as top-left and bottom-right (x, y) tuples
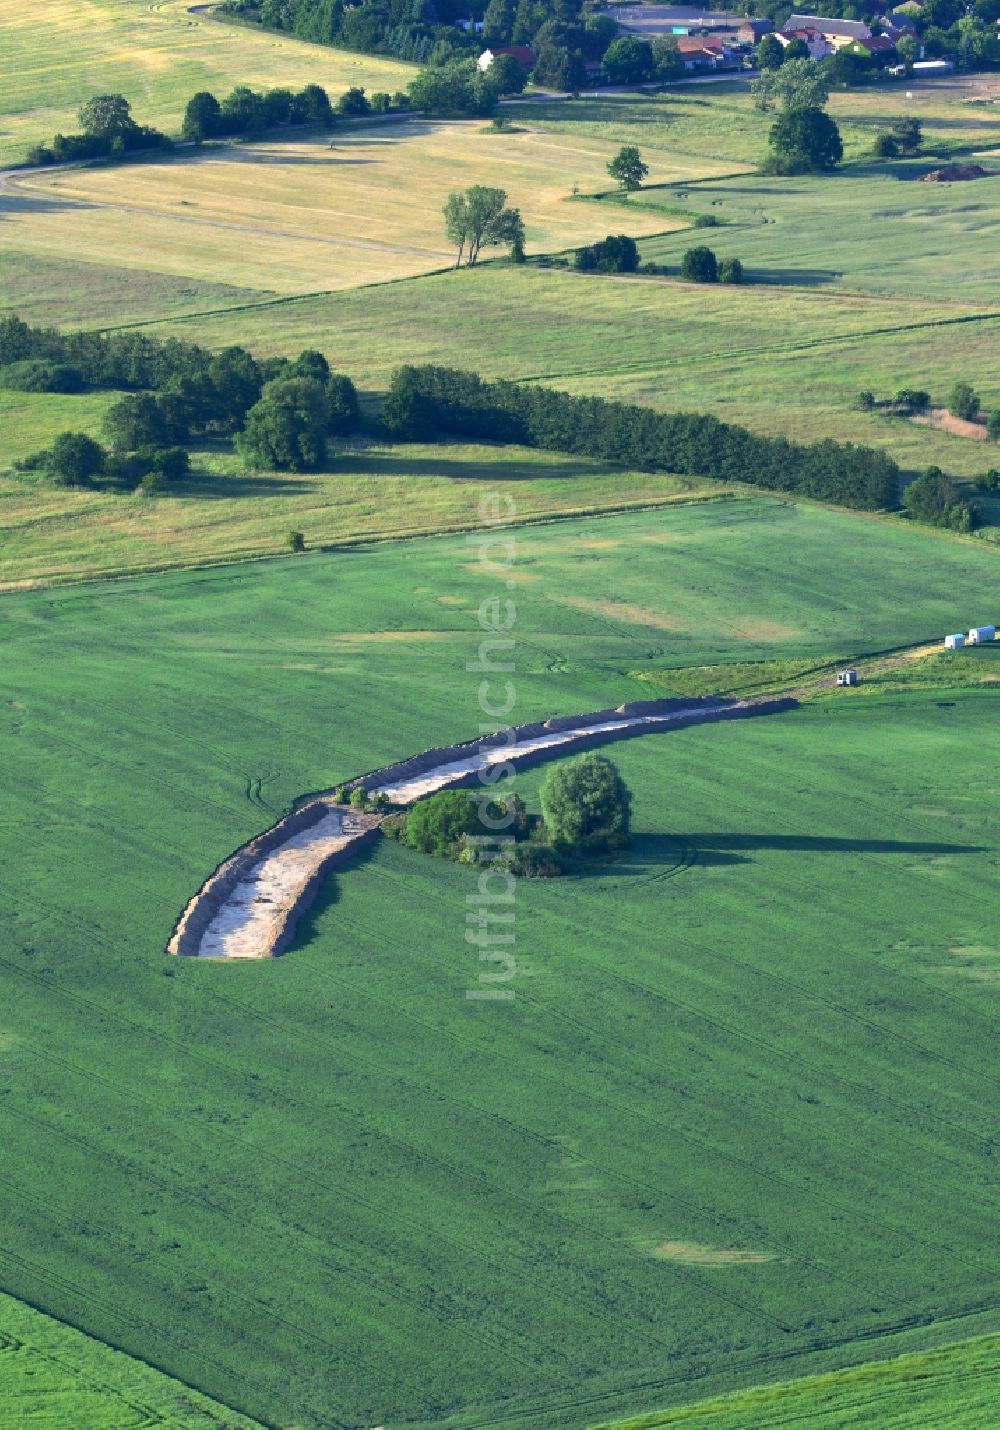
(785, 13), (873, 48)
(738, 18), (774, 42)
(836, 669), (860, 686)
(944, 633), (965, 650)
(967, 625), (996, 644)
(478, 46), (536, 71)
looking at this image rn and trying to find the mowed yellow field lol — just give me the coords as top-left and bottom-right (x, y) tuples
(0, 0), (414, 166)
(1, 121), (704, 291)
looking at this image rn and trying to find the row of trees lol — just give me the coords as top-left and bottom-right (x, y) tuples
(381, 365), (901, 510)
(25, 78), (391, 166)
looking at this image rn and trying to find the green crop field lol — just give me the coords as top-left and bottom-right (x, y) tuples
(0, 1289), (260, 1428)
(1, 501), (998, 1427)
(602, 1331), (1000, 1428)
(0, 0), (414, 167)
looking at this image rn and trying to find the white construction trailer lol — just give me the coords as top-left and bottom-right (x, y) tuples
(944, 633), (965, 650)
(967, 625), (996, 645)
(836, 669), (859, 687)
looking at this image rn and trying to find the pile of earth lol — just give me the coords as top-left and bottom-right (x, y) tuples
(920, 163), (989, 182)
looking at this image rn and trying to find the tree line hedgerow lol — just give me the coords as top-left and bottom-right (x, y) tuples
(24, 81), (399, 166)
(382, 365), (901, 510)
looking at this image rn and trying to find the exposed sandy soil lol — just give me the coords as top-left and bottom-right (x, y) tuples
(912, 407), (990, 442)
(651, 1241), (773, 1266)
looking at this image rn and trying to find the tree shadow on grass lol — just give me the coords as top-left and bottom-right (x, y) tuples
(584, 829), (985, 881)
(170, 472), (319, 499)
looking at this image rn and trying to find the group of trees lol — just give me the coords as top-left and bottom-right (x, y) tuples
(27, 94), (170, 166)
(381, 364), (901, 510)
(856, 378), (1000, 439)
(385, 752), (632, 877)
(2, 315), (359, 485)
(443, 186), (525, 264)
(903, 467), (975, 531)
(680, 246), (743, 284)
(753, 59), (843, 175)
(574, 233), (639, 273)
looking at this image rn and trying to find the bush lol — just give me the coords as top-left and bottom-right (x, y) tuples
(988, 410), (1000, 441)
(873, 132), (899, 158)
(693, 214), (718, 228)
(370, 91), (391, 113)
(139, 470), (165, 496)
(350, 786), (369, 809)
(680, 246), (718, 283)
(949, 382), (981, 423)
(855, 390), (876, 411)
(46, 432), (106, 487)
(973, 468), (1000, 492)
(288, 529), (306, 552)
(337, 86), (370, 116)
(539, 753), (631, 851)
(718, 257), (744, 285)
(0, 360), (83, 393)
(406, 789), (480, 854)
(892, 389), (931, 414)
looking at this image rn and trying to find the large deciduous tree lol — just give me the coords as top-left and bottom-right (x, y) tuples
(236, 377), (330, 471)
(443, 186), (524, 266)
(539, 753), (631, 850)
(767, 106), (843, 174)
(607, 144), (648, 195)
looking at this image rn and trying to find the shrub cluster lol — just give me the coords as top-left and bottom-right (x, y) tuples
(573, 234), (639, 273)
(383, 365), (901, 510)
(903, 467), (976, 532)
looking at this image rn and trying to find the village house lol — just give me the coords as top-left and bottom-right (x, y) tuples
(738, 18), (774, 44)
(778, 26), (833, 59)
(477, 45), (537, 72)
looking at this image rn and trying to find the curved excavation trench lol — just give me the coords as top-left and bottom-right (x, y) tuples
(168, 695), (796, 959)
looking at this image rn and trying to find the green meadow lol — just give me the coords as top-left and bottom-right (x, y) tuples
(604, 1331), (1000, 1428)
(1, 502), (998, 1427)
(0, 1289), (260, 1428)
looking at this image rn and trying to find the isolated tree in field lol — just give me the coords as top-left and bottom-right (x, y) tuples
(718, 256), (744, 284)
(575, 233), (640, 273)
(753, 57), (830, 114)
(236, 377), (329, 471)
(607, 145), (648, 196)
(681, 245), (718, 283)
(442, 186), (522, 266)
(78, 94), (135, 136)
(539, 753), (631, 850)
(757, 33), (785, 69)
(46, 432), (105, 487)
(182, 92), (221, 144)
(287, 529), (306, 552)
(949, 381), (980, 422)
(767, 107), (842, 174)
